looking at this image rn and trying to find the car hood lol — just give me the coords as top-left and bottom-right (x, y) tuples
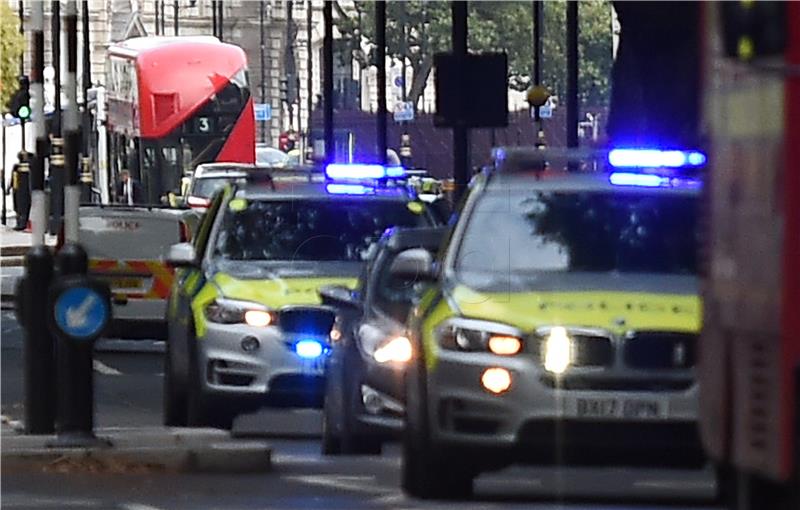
(447, 272), (700, 333)
(211, 261), (360, 308)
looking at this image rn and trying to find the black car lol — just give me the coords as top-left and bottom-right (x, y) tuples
(319, 226), (446, 455)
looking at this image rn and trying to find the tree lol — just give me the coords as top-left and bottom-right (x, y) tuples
(0, 2), (25, 110)
(335, 0), (614, 110)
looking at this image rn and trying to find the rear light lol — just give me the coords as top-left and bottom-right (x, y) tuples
(179, 221), (191, 243)
(186, 196), (211, 209)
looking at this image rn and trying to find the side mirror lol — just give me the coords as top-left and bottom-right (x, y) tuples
(319, 285), (361, 311)
(166, 242), (197, 268)
(389, 248), (436, 282)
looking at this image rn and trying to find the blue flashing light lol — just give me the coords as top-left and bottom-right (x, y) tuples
(326, 183), (374, 195)
(608, 149), (707, 168)
(609, 172), (702, 189)
(295, 339), (324, 359)
(324, 163), (405, 180)
(609, 172), (665, 187)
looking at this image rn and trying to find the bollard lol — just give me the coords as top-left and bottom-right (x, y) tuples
(19, 245), (56, 434)
(49, 243), (111, 446)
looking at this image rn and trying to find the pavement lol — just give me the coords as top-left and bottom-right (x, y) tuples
(0, 222), (58, 306)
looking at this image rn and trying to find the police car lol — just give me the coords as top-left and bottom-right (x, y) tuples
(400, 148), (705, 499)
(163, 164), (440, 429)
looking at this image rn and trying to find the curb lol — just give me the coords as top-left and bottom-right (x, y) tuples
(2, 443), (272, 474)
(1, 427), (272, 474)
(1, 256), (25, 267)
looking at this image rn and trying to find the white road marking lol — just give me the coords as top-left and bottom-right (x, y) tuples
(93, 359), (122, 376)
(282, 474), (393, 495)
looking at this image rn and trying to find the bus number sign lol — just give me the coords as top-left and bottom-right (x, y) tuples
(196, 117), (212, 133)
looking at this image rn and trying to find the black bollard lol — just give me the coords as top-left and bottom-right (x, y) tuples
(20, 245), (56, 434)
(50, 242), (109, 446)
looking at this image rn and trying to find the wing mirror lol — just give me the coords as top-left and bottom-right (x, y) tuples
(166, 242), (197, 268)
(389, 248), (437, 283)
(319, 285), (361, 311)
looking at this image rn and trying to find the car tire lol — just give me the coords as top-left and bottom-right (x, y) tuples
(163, 340), (188, 427)
(401, 357), (473, 500)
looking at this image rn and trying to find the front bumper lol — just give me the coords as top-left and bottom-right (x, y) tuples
(197, 321), (329, 408)
(426, 350), (703, 467)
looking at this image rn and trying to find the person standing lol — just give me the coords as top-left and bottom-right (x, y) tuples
(115, 169), (143, 205)
(12, 151), (31, 231)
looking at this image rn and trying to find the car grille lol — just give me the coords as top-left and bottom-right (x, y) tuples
(623, 332), (697, 369)
(278, 307), (335, 335)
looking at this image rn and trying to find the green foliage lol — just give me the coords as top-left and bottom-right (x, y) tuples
(0, 2), (25, 110)
(335, 0), (614, 109)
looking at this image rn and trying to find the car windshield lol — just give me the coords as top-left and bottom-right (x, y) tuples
(214, 199), (427, 262)
(256, 148), (289, 166)
(191, 176), (245, 198)
(456, 190), (698, 277)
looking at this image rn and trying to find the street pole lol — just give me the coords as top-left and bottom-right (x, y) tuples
(376, 0), (387, 165)
(81, 0), (92, 175)
(452, 1), (469, 202)
(306, 0), (313, 159)
(533, 0), (543, 136)
(566, 0), (578, 168)
(173, 0), (178, 36)
(218, 0), (224, 42)
(286, 0), (295, 131)
(161, 1), (166, 36)
(323, 0), (333, 164)
(211, 0), (216, 37)
(53, 0), (97, 445)
(50, 0), (64, 235)
(2, 122), (6, 226)
(21, 0), (56, 435)
(155, 0), (160, 35)
(259, 1), (266, 144)
(19, 0), (27, 152)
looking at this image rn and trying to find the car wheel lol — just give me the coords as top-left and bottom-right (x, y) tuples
(401, 358), (473, 500)
(163, 339), (188, 427)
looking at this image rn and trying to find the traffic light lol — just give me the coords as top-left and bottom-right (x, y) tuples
(279, 78), (289, 103)
(7, 76), (31, 121)
(721, 1), (787, 60)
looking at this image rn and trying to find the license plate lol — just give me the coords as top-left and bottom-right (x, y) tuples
(567, 397), (668, 420)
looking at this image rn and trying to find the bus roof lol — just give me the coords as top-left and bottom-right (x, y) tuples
(108, 36), (223, 58)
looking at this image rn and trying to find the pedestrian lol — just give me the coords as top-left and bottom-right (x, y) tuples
(12, 151), (31, 231)
(115, 169), (143, 205)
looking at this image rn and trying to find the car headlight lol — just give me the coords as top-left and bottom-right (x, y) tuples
(204, 298), (276, 326)
(541, 326), (572, 374)
(437, 320), (523, 355)
(373, 336), (413, 364)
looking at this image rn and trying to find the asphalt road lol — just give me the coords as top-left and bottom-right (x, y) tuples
(1, 310), (721, 510)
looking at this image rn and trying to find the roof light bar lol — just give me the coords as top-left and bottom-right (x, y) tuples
(609, 172), (702, 189)
(325, 183), (374, 195)
(324, 163), (405, 180)
(608, 149), (707, 168)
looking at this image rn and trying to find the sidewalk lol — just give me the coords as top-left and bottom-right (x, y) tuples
(2, 424), (273, 473)
(1, 223), (58, 306)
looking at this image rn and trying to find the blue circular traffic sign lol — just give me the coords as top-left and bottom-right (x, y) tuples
(53, 285), (110, 341)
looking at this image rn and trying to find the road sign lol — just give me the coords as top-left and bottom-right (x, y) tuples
(394, 76), (405, 88)
(254, 103), (272, 122)
(51, 278), (111, 342)
(539, 104), (553, 118)
(394, 101), (414, 122)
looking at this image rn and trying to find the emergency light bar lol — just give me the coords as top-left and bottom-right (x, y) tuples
(608, 149), (707, 168)
(325, 183), (374, 195)
(609, 172), (702, 189)
(324, 163), (405, 180)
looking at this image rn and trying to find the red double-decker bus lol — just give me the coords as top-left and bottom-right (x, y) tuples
(105, 36), (255, 204)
